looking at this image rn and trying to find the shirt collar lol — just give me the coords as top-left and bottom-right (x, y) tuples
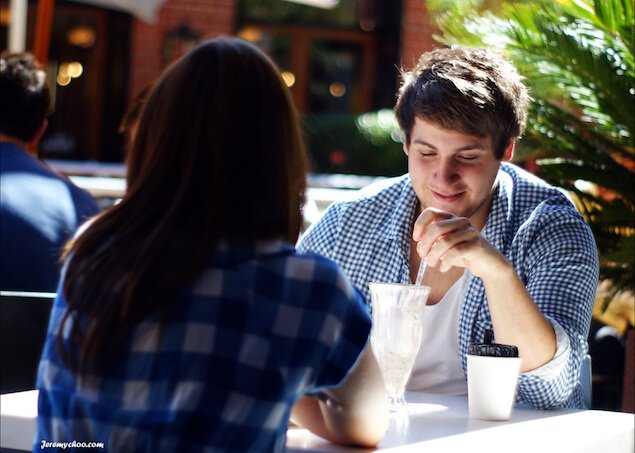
(482, 165), (513, 253)
(383, 169), (512, 252)
(211, 239), (294, 266)
(379, 175), (419, 241)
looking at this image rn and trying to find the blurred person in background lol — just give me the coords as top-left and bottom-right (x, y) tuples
(35, 37), (387, 451)
(298, 46), (599, 410)
(0, 52), (98, 292)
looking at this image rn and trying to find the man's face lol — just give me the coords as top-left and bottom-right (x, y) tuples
(404, 117), (511, 228)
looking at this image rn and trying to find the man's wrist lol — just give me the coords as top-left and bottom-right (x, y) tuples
(480, 255), (517, 285)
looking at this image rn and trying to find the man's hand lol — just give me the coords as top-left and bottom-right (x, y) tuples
(412, 207), (508, 279)
(413, 208), (556, 371)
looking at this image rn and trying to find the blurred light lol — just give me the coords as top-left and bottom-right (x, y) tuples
(67, 26), (96, 48)
(356, 109), (403, 144)
(0, 6), (10, 26)
(238, 27), (263, 42)
(57, 73), (71, 86)
(329, 150), (347, 165)
(329, 82), (346, 97)
(58, 63), (69, 77)
(357, 114), (372, 127)
(574, 179), (595, 193)
(378, 109), (394, 127)
(359, 19), (375, 31)
(281, 71), (296, 87)
(67, 62), (83, 78)
(283, 0), (339, 9)
(391, 130), (404, 143)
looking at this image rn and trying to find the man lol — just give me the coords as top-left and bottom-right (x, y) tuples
(298, 47), (599, 409)
(1, 52), (99, 292)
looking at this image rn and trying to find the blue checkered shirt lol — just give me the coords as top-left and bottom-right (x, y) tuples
(298, 163), (599, 409)
(35, 241), (371, 452)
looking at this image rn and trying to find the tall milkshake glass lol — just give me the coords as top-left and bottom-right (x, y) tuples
(369, 282), (430, 412)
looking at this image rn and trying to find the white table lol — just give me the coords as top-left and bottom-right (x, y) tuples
(285, 392), (634, 453)
(1, 390), (38, 451)
(2, 391), (633, 452)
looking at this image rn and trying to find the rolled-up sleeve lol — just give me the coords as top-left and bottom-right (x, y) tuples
(515, 199), (599, 408)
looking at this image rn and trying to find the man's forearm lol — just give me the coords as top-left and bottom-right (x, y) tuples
(482, 261), (557, 372)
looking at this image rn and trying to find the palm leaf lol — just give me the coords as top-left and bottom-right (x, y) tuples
(432, 0), (635, 294)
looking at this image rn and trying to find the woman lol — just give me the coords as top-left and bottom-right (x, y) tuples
(35, 37), (387, 452)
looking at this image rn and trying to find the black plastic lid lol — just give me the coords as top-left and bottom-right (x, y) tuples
(468, 328), (519, 357)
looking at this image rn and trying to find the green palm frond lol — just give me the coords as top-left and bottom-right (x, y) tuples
(432, 0), (635, 296)
(500, 2), (635, 134)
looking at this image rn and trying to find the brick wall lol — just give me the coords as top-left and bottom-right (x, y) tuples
(399, 0), (439, 71)
(127, 0), (437, 103)
(128, 0), (237, 101)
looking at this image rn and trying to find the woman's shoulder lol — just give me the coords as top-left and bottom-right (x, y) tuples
(290, 247), (348, 279)
(290, 250), (361, 300)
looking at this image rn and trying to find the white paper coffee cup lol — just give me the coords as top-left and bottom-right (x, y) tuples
(467, 354), (522, 421)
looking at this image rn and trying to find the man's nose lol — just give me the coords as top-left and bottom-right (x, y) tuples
(434, 158), (459, 184)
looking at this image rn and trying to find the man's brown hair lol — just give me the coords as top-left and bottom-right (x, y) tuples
(395, 47), (530, 158)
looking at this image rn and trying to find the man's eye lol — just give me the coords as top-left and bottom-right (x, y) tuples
(458, 155), (478, 161)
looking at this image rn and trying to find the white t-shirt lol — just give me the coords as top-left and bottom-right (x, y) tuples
(407, 270), (470, 395)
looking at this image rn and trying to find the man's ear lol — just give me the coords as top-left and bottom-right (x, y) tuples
(503, 141), (515, 161)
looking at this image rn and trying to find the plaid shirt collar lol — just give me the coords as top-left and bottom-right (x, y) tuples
(380, 168), (513, 253)
(211, 239), (294, 266)
(376, 176), (419, 262)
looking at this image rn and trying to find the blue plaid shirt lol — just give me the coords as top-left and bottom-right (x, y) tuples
(35, 240), (371, 452)
(298, 163), (599, 409)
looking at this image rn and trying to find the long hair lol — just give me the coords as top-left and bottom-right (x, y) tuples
(58, 37), (308, 376)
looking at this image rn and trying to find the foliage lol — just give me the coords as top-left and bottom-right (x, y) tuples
(301, 110), (407, 177)
(431, 0), (635, 296)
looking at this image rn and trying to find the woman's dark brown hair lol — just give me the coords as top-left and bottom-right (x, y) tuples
(58, 37), (308, 376)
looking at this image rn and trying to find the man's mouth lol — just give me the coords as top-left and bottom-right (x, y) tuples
(432, 190), (464, 203)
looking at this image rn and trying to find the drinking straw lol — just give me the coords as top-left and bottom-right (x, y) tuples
(414, 256), (428, 286)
